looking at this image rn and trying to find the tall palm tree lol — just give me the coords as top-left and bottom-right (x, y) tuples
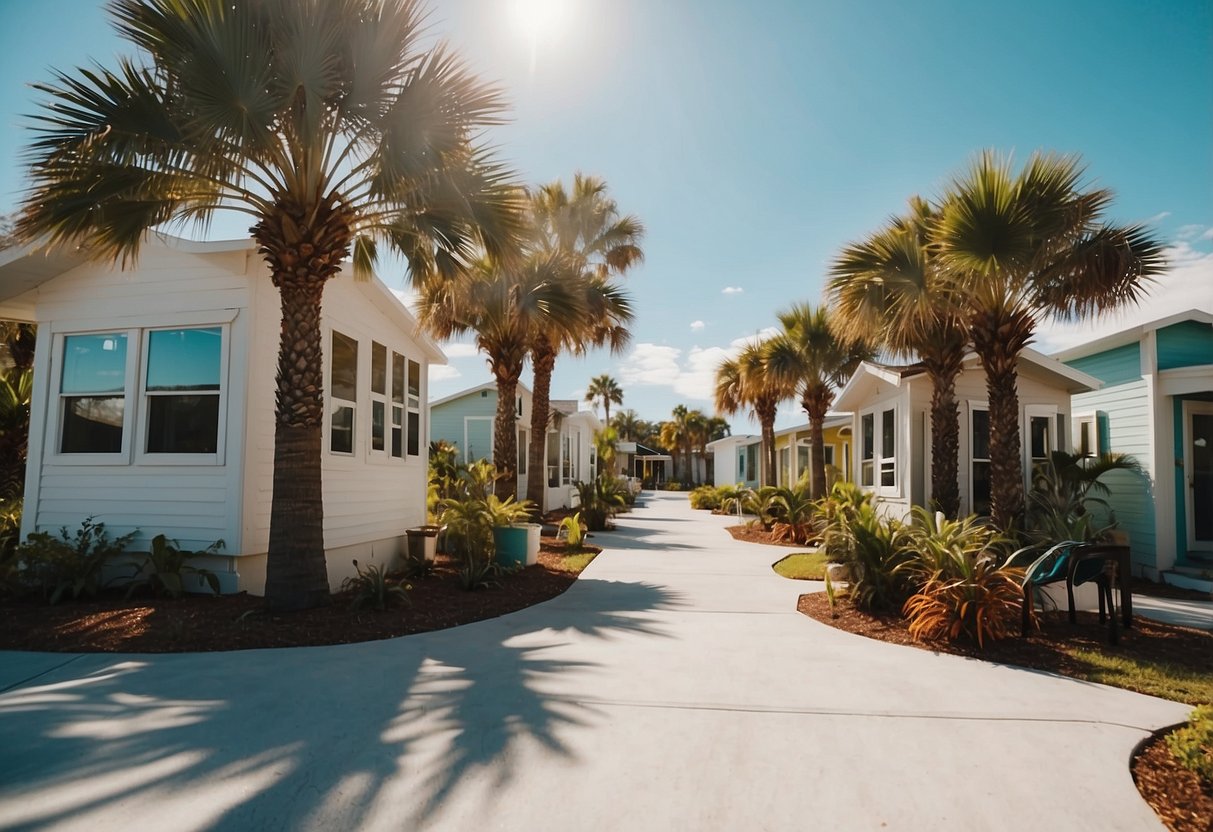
(767, 304), (872, 499)
(15, 0), (524, 610)
(525, 175), (643, 510)
(715, 342), (787, 488)
(585, 374), (624, 425)
(418, 253), (578, 498)
(611, 408), (643, 441)
(657, 416), (687, 485)
(829, 196), (969, 517)
(935, 151), (1164, 529)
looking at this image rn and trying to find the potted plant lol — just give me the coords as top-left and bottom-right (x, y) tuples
(487, 495), (537, 568)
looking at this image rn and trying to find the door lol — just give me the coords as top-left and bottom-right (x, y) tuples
(1186, 403), (1213, 551)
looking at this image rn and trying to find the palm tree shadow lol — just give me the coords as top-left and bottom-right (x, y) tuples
(0, 580), (677, 830)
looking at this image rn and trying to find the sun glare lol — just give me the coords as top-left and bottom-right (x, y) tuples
(511, 0), (570, 47)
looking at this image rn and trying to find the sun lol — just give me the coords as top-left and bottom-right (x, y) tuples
(511, 0), (570, 44)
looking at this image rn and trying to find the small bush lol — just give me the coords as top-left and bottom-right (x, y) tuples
(814, 481), (874, 561)
(16, 517), (137, 604)
(664, 481), (683, 492)
(576, 475), (626, 531)
(839, 504), (914, 612)
(342, 559), (410, 609)
(1167, 705), (1213, 783)
(124, 534), (223, 598)
(688, 486), (723, 511)
(559, 513), (585, 550)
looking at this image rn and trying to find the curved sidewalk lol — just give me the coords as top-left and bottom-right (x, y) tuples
(0, 491), (1190, 831)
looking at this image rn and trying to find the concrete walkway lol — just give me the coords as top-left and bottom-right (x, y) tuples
(0, 492), (1191, 831)
(1133, 594), (1213, 631)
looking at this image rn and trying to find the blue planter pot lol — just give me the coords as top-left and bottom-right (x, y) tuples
(493, 525), (529, 568)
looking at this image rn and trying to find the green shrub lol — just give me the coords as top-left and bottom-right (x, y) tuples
(559, 513), (585, 550)
(1023, 451), (1143, 545)
(576, 475), (626, 531)
(838, 504), (914, 612)
(770, 484), (817, 544)
(0, 497), (22, 596)
(688, 486), (723, 511)
(16, 517), (137, 604)
(814, 481), (875, 561)
(124, 534), (223, 598)
(664, 480), (683, 492)
(1166, 705), (1213, 783)
(342, 559), (410, 609)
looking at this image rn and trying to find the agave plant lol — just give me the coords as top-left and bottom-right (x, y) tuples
(770, 484), (817, 545)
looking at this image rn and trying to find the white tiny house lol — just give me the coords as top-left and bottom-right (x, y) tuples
(0, 234), (444, 595)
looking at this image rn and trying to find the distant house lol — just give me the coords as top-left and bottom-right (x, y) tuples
(707, 434), (762, 489)
(833, 350), (1098, 519)
(772, 416), (853, 488)
(1055, 310), (1213, 587)
(0, 234), (443, 595)
(428, 382), (600, 511)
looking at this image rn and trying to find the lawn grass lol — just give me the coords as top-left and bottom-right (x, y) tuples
(772, 552), (829, 580)
(1067, 649), (1213, 705)
(547, 550), (598, 573)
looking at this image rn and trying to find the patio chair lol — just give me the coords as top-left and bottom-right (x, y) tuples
(1018, 540), (1122, 643)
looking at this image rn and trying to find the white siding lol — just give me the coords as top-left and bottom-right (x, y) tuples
(21, 244), (250, 555)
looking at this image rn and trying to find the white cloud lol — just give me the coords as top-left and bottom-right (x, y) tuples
(390, 287), (420, 313)
(689, 320), (705, 331)
(1202, 227), (1213, 241)
(428, 364), (462, 382)
(1036, 239), (1213, 353)
(616, 327), (783, 402)
(441, 342), (481, 359)
(722, 286), (744, 295)
(1146, 211), (1172, 224)
(1176, 224), (1206, 241)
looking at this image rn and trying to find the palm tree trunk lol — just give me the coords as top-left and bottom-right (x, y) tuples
(971, 310), (1033, 530)
(802, 384), (833, 499)
(493, 371), (521, 499)
(923, 346), (965, 519)
(264, 278), (331, 611)
(757, 399), (778, 488)
(526, 337), (557, 515)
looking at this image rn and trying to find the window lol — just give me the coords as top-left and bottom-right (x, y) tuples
(779, 447), (790, 485)
(407, 359), (421, 457)
(330, 331), (357, 454)
(370, 342), (387, 453)
(391, 352), (405, 458)
(745, 444), (758, 482)
(60, 333), (128, 454)
(822, 445), (836, 468)
(971, 407), (991, 516)
(518, 428), (528, 475)
(547, 431), (561, 487)
(738, 448), (746, 478)
(796, 444), (809, 479)
(1074, 413), (1099, 457)
(562, 434), (573, 483)
(144, 328), (221, 454)
(1029, 413), (1053, 479)
(860, 413), (875, 486)
(880, 408), (896, 487)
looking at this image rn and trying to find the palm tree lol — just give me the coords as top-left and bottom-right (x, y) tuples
(525, 175), (643, 510)
(715, 342), (787, 488)
(828, 196), (969, 517)
(767, 304), (872, 499)
(418, 253), (578, 498)
(16, 0), (524, 610)
(585, 374), (624, 425)
(611, 409), (643, 441)
(935, 151), (1164, 529)
(657, 417), (686, 485)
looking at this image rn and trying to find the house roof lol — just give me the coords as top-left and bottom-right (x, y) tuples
(772, 415), (851, 439)
(706, 434), (760, 451)
(1051, 309), (1213, 363)
(0, 233), (446, 362)
(835, 348), (1100, 412)
(429, 380), (533, 409)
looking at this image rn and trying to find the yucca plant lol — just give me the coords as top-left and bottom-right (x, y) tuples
(814, 480), (875, 561)
(575, 474), (626, 531)
(841, 504), (915, 612)
(770, 484), (817, 545)
(341, 559), (410, 610)
(558, 512), (585, 550)
(901, 556), (1025, 648)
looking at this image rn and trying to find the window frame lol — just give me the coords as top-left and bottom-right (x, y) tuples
(1073, 411), (1100, 457)
(328, 329), (359, 457)
(135, 324), (229, 466)
(1024, 404), (1059, 482)
(968, 400), (991, 517)
(50, 328), (138, 465)
(368, 341), (389, 458)
(858, 404), (900, 496)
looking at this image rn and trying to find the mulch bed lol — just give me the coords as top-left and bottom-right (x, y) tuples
(0, 538), (600, 654)
(798, 593), (1213, 831)
(724, 523), (806, 548)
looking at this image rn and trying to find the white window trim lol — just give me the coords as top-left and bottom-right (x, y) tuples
(48, 328), (138, 466)
(967, 400), (990, 516)
(368, 341), (389, 458)
(1024, 404), (1060, 482)
(134, 324), (229, 466)
(859, 411), (876, 488)
(406, 357), (422, 459)
(1072, 411), (1101, 456)
(327, 328), (358, 457)
(858, 403), (901, 497)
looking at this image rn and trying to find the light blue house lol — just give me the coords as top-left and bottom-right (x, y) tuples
(1056, 310), (1213, 591)
(429, 381), (600, 511)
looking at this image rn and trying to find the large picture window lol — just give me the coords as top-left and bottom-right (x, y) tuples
(330, 330), (358, 454)
(144, 328), (222, 454)
(60, 333), (128, 454)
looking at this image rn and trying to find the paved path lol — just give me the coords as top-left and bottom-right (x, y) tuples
(0, 492), (1191, 831)
(1133, 594), (1213, 631)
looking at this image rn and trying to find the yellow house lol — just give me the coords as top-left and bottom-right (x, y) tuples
(772, 415), (852, 488)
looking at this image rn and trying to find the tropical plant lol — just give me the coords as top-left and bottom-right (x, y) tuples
(585, 374), (624, 424)
(837, 504), (914, 612)
(902, 556), (1025, 648)
(813, 480), (875, 561)
(824, 571), (839, 618)
(341, 559), (410, 610)
(935, 151), (1165, 530)
(16, 517), (138, 604)
(769, 484), (817, 545)
(767, 303), (873, 500)
(526, 175), (643, 513)
(611, 409), (644, 441)
(124, 534), (223, 598)
(576, 474), (627, 531)
(558, 512), (585, 550)
(829, 196), (969, 517)
(715, 341), (788, 488)
(0, 367), (32, 507)
(418, 252), (581, 497)
(718, 484), (752, 517)
(1023, 450), (1144, 546)
(16, 0), (525, 610)
(594, 426), (620, 479)
(689, 485), (724, 511)
(485, 494), (535, 527)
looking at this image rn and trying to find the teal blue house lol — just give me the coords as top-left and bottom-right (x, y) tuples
(1056, 310), (1213, 591)
(429, 381), (600, 511)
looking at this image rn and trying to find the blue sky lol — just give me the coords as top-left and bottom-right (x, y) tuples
(1, 0), (1210, 433)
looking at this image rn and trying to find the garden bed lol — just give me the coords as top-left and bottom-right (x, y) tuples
(0, 539), (600, 654)
(725, 524), (806, 548)
(798, 592), (1213, 832)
